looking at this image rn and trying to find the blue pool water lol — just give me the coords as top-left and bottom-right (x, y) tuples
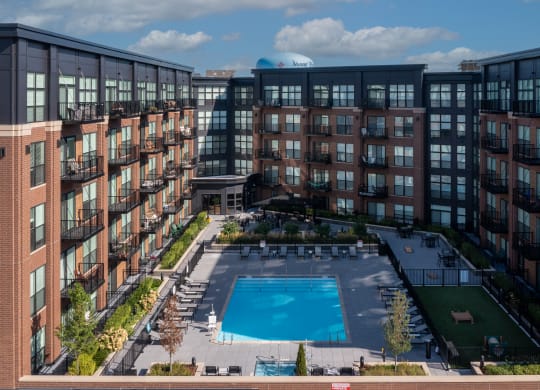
(218, 277), (346, 342)
(254, 360), (296, 376)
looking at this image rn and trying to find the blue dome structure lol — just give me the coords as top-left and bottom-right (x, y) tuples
(256, 53), (314, 69)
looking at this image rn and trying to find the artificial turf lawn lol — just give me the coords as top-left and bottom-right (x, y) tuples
(414, 286), (535, 349)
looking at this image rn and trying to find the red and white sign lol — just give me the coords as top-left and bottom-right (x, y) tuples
(331, 384), (350, 390)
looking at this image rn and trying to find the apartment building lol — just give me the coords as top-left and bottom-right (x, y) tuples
(0, 24), (195, 382)
(478, 49), (540, 287)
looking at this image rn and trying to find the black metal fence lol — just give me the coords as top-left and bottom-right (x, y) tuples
(104, 331), (150, 375)
(404, 268), (487, 286)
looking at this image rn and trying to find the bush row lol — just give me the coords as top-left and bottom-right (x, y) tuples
(483, 363), (540, 375)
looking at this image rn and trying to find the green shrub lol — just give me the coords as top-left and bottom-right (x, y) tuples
(148, 362), (196, 376)
(104, 303), (131, 330)
(68, 353), (96, 375)
(359, 363), (425, 376)
(460, 242), (490, 269)
(92, 348), (110, 367)
(295, 344), (307, 376)
(161, 212), (208, 269)
(492, 272), (514, 292)
(483, 363), (540, 375)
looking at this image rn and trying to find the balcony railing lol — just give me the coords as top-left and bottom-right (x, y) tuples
(263, 177), (281, 187)
(140, 100), (163, 114)
(106, 100), (142, 117)
(305, 180), (331, 192)
(513, 144), (540, 165)
(61, 209), (104, 241)
(61, 262), (104, 299)
(109, 190), (140, 214)
(363, 98), (386, 109)
(163, 130), (182, 146)
(310, 98), (331, 108)
(108, 144), (139, 166)
(159, 99), (181, 111)
(359, 155), (388, 169)
(179, 127), (196, 139)
(259, 124), (282, 134)
(140, 212), (163, 234)
(140, 136), (164, 154)
(182, 182), (192, 199)
(262, 97), (281, 107)
(163, 195), (183, 214)
(256, 149), (282, 160)
(140, 173), (165, 194)
(481, 137), (509, 153)
(180, 156), (197, 168)
(109, 232), (139, 262)
(513, 232), (540, 261)
(164, 162), (181, 180)
(304, 125), (332, 136)
(304, 152), (331, 164)
(180, 98), (197, 108)
(58, 102), (105, 123)
(362, 127), (388, 138)
(480, 211), (508, 234)
(513, 187), (540, 213)
(480, 99), (511, 112)
(480, 173), (508, 194)
(358, 185), (388, 198)
(234, 98), (254, 106)
(512, 100), (540, 116)
(393, 126), (414, 137)
(61, 155), (104, 182)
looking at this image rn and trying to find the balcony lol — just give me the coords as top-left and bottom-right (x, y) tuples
(256, 149), (282, 160)
(141, 100), (164, 115)
(163, 130), (182, 146)
(480, 99), (511, 112)
(259, 124), (282, 135)
(61, 262), (105, 299)
(310, 98), (331, 108)
(393, 126), (414, 137)
(140, 136), (164, 154)
(363, 98), (386, 109)
(109, 190), (140, 215)
(480, 174), (508, 194)
(481, 137), (509, 154)
(58, 102), (105, 123)
(140, 174), (165, 194)
(305, 180), (331, 192)
(513, 187), (540, 213)
(61, 155), (104, 182)
(304, 152), (331, 164)
(512, 100), (540, 117)
(182, 182), (193, 199)
(140, 211), (163, 234)
(163, 195), (183, 214)
(164, 162), (181, 180)
(108, 144), (139, 166)
(109, 232), (139, 263)
(106, 100), (142, 117)
(180, 98), (197, 108)
(159, 99), (181, 112)
(513, 232), (540, 261)
(362, 127), (388, 138)
(180, 156), (197, 169)
(359, 155), (388, 169)
(263, 177), (281, 187)
(358, 185), (388, 198)
(262, 97), (281, 107)
(513, 144), (540, 165)
(179, 127), (196, 140)
(61, 209), (104, 241)
(480, 211), (508, 234)
(304, 125), (332, 136)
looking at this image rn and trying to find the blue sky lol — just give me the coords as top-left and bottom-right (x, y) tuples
(2, 0), (540, 75)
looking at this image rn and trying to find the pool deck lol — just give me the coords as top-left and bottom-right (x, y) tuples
(133, 216), (461, 376)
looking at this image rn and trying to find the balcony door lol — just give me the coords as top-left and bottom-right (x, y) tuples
(60, 136), (76, 176)
(60, 246), (75, 291)
(59, 75), (75, 117)
(61, 191), (76, 232)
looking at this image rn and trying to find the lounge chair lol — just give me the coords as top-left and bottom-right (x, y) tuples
(314, 246), (322, 259)
(204, 365), (218, 376)
(339, 367), (354, 376)
(412, 323), (429, 334)
(179, 284), (206, 294)
(349, 246), (357, 258)
(228, 365), (242, 375)
(409, 314), (424, 324)
(262, 246), (269, 259)
(297, 246), (305, 258)
(241, 246), (250, 259)
(185, 276), (210, 287)
(311, 367), (324, 376)
(331, 246), (338, 258)
(280, 246), (287, 257)
(177, 292), (203, 302)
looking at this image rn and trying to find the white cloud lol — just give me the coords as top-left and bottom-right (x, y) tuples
(405, 47), (501, 71)
(128, 30), (212, 54)
(222, 32), (241, 41)
(274, 18), (457, 59)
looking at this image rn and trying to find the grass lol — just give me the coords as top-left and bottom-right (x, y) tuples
(414, 287), (538, 366)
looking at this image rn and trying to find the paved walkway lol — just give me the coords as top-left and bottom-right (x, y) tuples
(130, 216), (471, 376)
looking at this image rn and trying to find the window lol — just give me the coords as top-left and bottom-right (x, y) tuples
(198, 160), (227, 176)
(431, 204), (451, 226)
(82, 182), (97, 217)
(473, 83), (482, 105)
(394, 204), (414, 224)
(367, 202), (385, 221)
(198, 135), (227, 155)
(367, 116), (385, 134)
(285, 166), (300, 185)
(118, 80), (132, 102)
(394, 175), (413, 197)
(27, 72), (46, 122)
(518, 125), (530, 143)
(31, 326), (45, 373)
(198, 111), (227, 131)
(79, 77), (97, 103)
(430, 84), (451, 108)
(389, 84), (414, 107)
(394, 146), (413, 167)
(336, 143), (353, 163)
(285, 140), (300, 159)
(456, 84), (466, 107)
(518, 79), (534, 101)
(457, 145), (466, 169)
(336, 115), (353, 135)
(367, 84), (385, 108)
(486, 81), (498, 101)
(30, 141), (45, 187)
(430, 114), (451, 138)
(161, 83), (175, 100)
(83, 235), (97, 272)
(285, 114), (300, 133)
(234, 86), (253, 105)
(332, 85), (354, 107)
(263, 85), (280, 105)
(394, 116), (413, 137)
(456, 115), (466, 138)
(263, 113), (280, 133)
(457, 207), (466, 230)
(234, 159), (252, 175)
(264, 165), (279, 185)
(430, 175), (451, 200)
(457, 176), (466, 201)
(234, 110), (252, 131)
(430, 144), (451, 169)
(337, 198), (354, 215)
(311, 169), (329, 184)
(313, 85), (329, 106)
(30, 265), (45, 316)
(234, 135), (252, 157)
(31, 204), (45, 251)
(197, 86), (227, 104)
(281, 85), (301, 106)
(336, 170), (354, 191)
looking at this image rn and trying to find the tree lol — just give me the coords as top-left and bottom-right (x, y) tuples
(283, 222), (299, 237)
(314, 223), (331, 238)
(159, 294), (184, 374)
(383, 290), (412, 371)
(221, 220), (240, 238)
(295, 343), (307, 376)
(55, 282), (98, 375)
(254, 221), (271, 236)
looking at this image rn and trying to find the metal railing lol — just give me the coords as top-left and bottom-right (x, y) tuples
(60, 155), (104, 182)
(58, 102), (105, 122)
(61, 209), (104, 241)
(108, 144), (139, 166)
(108, 190), (140, 214)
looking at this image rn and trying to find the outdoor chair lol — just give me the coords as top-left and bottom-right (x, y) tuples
(297, 246), (305, 258)
(314, 246), (322, 259)
(261, 246), (269, 259)
(349, 246), (357, 258)
(311, 367), (324, 376)
(204, 365), (218, 376)
(280, 246), (287, 257)
(241, 246), (250, 259)
(331, 246), (338, 258)
(228, 365), (242, 375)
(339, 367), (354, 376)
(185, 276), (210, 287)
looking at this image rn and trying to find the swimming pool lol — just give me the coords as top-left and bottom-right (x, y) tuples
(254, 360), (296, 376)
(218, 277), (346, 342)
